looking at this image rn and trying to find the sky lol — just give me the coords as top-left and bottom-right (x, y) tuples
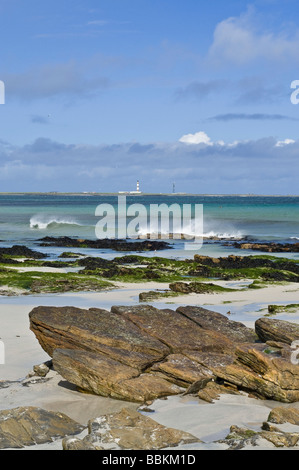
(0, 0), (299, 194)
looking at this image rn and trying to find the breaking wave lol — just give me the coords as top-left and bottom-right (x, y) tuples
(30, 215), (82, 230)
(135, 225), (244, 240)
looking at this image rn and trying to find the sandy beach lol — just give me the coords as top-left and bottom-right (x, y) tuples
(1, 280), (298, 450)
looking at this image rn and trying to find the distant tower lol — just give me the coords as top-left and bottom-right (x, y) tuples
(173, 182), (176, 194)
(137, 180), (140, 192)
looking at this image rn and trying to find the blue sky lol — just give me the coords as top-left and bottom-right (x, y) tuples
(0, 0), (299, 194)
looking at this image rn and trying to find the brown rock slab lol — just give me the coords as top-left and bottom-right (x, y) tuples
(260, 430), (299, 448)
(267, 407), (299, 425)
(87, 408), (201, 450)
(149, 354), (213, 387)
(184, 350), (235, 369)
(0, 406), (84, 449)
(115, 374), (183, 403)
(255, 317), (299, 345)
(111, 305), (235, 354)
(177, 306), (257, 343)
(53, 349), (181, 402)
(214, 344), (299, 403)
(197, 381), (240, 403)
(29, 305), (299, 403)
(30, 306), (169, 370)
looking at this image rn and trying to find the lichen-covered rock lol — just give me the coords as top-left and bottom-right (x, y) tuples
(29, 305), (169, 370)
(149, 354), (213, 387)
(267, 407), (299, 425)
(197, 381), (240, 403)
(255, 318), (299, 345)
(53, 349), (182, 402)
(0, 407), (84, 449)
(176, 305), (257, 343)
(86, 408), (201, 450)
(219, 424), (299, 449)
(29, 305), (299, 403)
(214, 344), (299, 403)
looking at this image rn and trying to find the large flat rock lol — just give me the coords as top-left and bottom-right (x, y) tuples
(30, 305), (169, 370)
(111, 305), (235, 354)
(53, 349), (182, 402)
(176, 306), (257, 343)
(29, 305), (299, 403)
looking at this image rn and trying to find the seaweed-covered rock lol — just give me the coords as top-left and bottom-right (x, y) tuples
(38, 236), (171, 252)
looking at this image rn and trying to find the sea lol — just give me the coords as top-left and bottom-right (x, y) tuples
(0, 193), (298, 260)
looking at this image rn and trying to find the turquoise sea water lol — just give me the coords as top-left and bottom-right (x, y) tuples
(0, 194), (298, 258)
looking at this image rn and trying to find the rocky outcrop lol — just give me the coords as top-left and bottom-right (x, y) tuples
(53, 349), (182, 402)
(176, 306), (257, 343)
(29, 305), (299, 404)
(214, 342), (299, 403)
(0, 407), (84, 449)
(233, 242), (299, 253)
(255, 317), (299, 345)
(267, 407), (299, 425)
(30, 304), (254, 402)
(0, 245), (47, 264)
(63, 408), (200, 450)
(219, 424), (299, 449)
(29, 305), (169, 370)
(38, 236), (171, 252)
(192, 254), (299, 281)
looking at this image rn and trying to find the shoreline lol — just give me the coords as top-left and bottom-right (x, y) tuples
(0, 192), (298, 197)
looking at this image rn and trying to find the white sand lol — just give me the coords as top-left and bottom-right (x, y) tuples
(7, 266), (69, 273)
(0, 280), (298, 450)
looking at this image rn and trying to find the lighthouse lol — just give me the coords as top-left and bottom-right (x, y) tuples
(128, 180), (142, 194)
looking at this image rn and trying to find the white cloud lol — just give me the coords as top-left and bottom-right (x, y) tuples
(0, 136), (298, 193)
(275, 138), (295, 147)
(209, 9), (299, 66)
(4, 61), (110, 101)
(179, 131), (213, 145)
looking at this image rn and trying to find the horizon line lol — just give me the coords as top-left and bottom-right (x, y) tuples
(0, 192), (298, 197)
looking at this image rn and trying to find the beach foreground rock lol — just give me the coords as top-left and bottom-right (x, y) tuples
(29, 305), (299, 403)
(255, 317), (299, 344)
(0, 407), (84, 449)
(63, 407), (200, 450)
(214, 343), (299, 402)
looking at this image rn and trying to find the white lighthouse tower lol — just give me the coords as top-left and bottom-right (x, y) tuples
(129, 180), (142, 194)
